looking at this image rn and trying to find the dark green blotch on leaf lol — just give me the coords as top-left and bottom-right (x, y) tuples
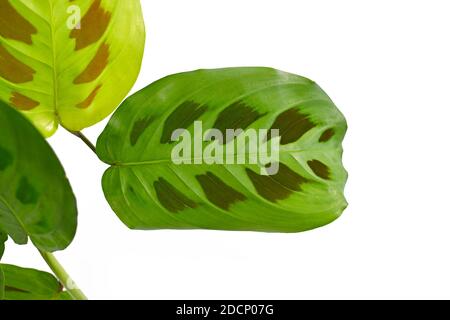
(212, 101), (267, 143)
(161, 101), (207, 144)
(0, 146), (13, 171)
(154, 178), (197, 213)
(130, 116), (155, 146)
(246, 163), (308, 202)
(196, 172), (247, 210)
(319, 128), (335, 143)
(15, 177), (39, 205)
(308, 160), (331, 180)
(268, 107), (315, 145)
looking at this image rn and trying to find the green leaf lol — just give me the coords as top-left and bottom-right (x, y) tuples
(0, 230), (6, 260)
(0, 101), (77, 251)
(0, 264), (72, 300)
(0, 0), (145, 137)
(97, 67), (348, 233)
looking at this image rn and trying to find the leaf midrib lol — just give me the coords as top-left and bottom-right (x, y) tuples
(108, 147), (340, 167)
(48, 1), (61, 124)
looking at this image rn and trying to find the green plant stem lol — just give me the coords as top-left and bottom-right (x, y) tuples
(69, 130), (97, 155)
(38, 249), (88, 300)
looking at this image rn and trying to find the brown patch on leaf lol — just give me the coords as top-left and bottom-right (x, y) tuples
(212, 101), (267, 144)
(10, 92), (39, 110)
(246, 163), (308, 202)
(76, 85), (102, 109)
(268, 107), (315, 145)
(70, 0), (111, 50)
(0, 44), (35, 83)
(308, 160), (331, 180)
(0, 0), (37, 44)
(196, 172), (246, 210)
(319, 128), (335, 142)
(74, 43), (109, 84)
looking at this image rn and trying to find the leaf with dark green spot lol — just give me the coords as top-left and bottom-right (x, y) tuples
(0, 264), (72, 300)
(130, 116), (155, 146)
(0, 101), (77, 252)
(154, 178), (198, 213)
(97, 67), (348, 233)
(0, 146), (13, 171)
(161, 101), (208, 144)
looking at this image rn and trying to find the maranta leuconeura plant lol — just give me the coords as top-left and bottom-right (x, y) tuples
(0, 0), (145, 137)
(98, 68), (348, 233)
(0, 0), (347, 300)
(0, 100), (81, 299)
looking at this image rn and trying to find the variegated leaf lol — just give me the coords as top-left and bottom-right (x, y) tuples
(0, 0), (145, 137)
(0, 101), (77, 252)
(98, 67), (348, 233)
(0, 264), (73, 300)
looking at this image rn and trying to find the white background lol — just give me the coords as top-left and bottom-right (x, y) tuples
(3, 0), (450, 299)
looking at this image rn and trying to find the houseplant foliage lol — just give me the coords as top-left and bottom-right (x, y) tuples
(0, 0), (145, 137)
(0, 101), (83, 300)
(0, 101), (77, 251)
(0, 264), (73, 300)
(0, 0), (147, 300)
(98, 67), (348, 233)
(0, 0), (348, 300)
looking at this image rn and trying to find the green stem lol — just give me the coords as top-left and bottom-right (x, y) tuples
(68, 130), (97, 155)
(38, 249), (88, 300)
